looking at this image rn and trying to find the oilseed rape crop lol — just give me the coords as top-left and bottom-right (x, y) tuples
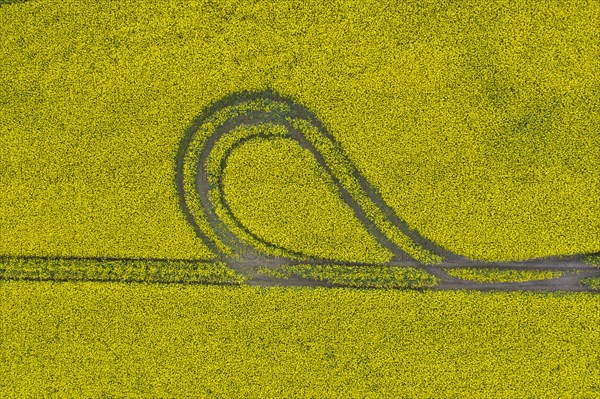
(222, 134), (391, 263)
(581, 277), (600, 290)
(1, 0), (598, 262)
(0, 257), (245, 284)
(259, 264), (439, 289)
(444, 268), (563, 283)
(2, 282), (600, 398)
(1, 0), (600, 396)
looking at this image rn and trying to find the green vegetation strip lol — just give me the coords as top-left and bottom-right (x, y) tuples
(2, 283), (600, 397)
(584, 255), (600, 267)
(444, 268), (563, 283)
(581, 277), (600, 291)
(259, 264), (438, 289)
(0, 258), (246, 285)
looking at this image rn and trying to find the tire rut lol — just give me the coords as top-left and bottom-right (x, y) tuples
(177, 89), (600, 292)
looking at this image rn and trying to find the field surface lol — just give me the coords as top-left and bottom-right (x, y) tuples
(2, 282), (600, 398)
(1, 0), (600, 397)
(1, 0), (599, 261)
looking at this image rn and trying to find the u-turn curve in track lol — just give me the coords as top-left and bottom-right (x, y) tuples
(175, 89), (600, 292)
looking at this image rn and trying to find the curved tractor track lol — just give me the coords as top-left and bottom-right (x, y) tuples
(176, 89), (600, 292)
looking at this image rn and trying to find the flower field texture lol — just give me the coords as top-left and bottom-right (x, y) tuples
(1, 0), (598, 261)
(288, 117), (442, 264)
(222, 134), (391, 263)
(259, 264), (438, 289)
(0, 257), (245, 284)
(2, 282), (600, 398)
(184, 93), (440, 263)
(444, 268), (563, 283)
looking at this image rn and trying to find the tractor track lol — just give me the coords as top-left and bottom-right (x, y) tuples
(6, 90), (596, 292)
(174, 89), (600, 292)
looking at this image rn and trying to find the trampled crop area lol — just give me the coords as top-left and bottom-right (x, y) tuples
(1, 0), (600, 396)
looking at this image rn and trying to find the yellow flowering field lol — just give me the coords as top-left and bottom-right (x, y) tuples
(222, 135), (391, 263)
(1, 0), (598, 261)
(2, 282), (600, 398)
(1, 0), (599, 396)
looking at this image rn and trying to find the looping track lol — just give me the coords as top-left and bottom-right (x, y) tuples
(176, 89), (600, 291)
